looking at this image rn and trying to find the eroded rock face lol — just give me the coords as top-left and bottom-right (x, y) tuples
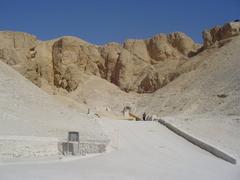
(0, 31), (201, 93)
(0, 48), (20, 65)
(167, 32), (200, 56)
(51, 34), (193, 93)
(147, 34), (179, 61)
(52, 36), (106, 91)
(112, 32), (199, 93)
(202, 21), (240, 49)
(0, 31), (37, 49)
(34, 40), (56, 88)
(0, 31), (42, 86)
(123, 39), (150, 61)
(99, 42), (122, 82)
(1, 25), (214, 96)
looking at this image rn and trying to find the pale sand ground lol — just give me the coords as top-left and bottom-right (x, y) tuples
(0, 118), (239, 180)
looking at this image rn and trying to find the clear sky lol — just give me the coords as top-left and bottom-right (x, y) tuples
(1, 0), (239, 44)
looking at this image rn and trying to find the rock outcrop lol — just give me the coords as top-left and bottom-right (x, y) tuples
(0, 31), (42, 86)
(0, 30), (201, 94)
(202, 21), (240, 49)
(52, 36), (104, 91)
(3, 21), (238, 95)
(116, 33), (199, 92)
(49, 32), (200, 93)
(109, 32), (199, 92)
(0, 31), (37, 49)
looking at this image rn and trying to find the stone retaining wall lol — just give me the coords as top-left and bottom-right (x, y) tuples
(0, 136), (109, 160)
(0, 136), (59, 159)
(158, 119), (237, 164)
(60, 140), (109, 156)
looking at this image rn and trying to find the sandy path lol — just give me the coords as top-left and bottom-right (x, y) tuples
(0, 120), (239, 180)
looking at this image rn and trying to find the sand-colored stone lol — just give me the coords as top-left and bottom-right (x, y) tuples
(0, 30), (200, 93)
(202, 21), (240, 49)
(1, 21), (239, 97)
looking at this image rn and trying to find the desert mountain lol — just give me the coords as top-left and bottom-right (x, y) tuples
(0, 30), (200, 94)
(132, 22), (240, 158)
(0, 21), (240, 117)
(138, 27), (240, 117)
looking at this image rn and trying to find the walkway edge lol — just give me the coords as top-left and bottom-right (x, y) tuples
(158, 119), (237, 164)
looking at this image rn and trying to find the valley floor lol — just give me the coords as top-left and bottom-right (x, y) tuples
(0, 119), (239, 180)
(164, 114), (240, 159)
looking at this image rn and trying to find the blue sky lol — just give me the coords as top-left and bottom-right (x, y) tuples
(0, 0), (239, 44)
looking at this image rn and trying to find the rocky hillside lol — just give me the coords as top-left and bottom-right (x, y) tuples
(137, 21), (240, 117)
(202, 21), (240, 49)
(0, 21), (239, 116)
(0, 60), (107, 142)
(0, 30), (201, 94)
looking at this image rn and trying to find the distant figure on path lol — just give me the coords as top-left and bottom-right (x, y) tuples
(142, 112), (146, 121)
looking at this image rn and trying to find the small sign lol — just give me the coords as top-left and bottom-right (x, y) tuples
(68, 131), (79, 142)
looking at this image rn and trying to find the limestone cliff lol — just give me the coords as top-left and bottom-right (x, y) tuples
(202, 21), (240, 49)
(0, 21), (239, 95)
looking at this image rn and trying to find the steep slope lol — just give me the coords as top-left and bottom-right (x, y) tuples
(138, 35), (240, 116)
(68, 75), (139, 117)
(136, 35), (240, 159)
(0, 60), (107, 142)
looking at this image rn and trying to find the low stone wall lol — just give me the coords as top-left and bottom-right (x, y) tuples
(0, 136), (59, 159)
(158, 119), (237, 164)
(60, 140), (109, 156)
(0, 136), (109, 160)
(79, 141), (108, 154)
